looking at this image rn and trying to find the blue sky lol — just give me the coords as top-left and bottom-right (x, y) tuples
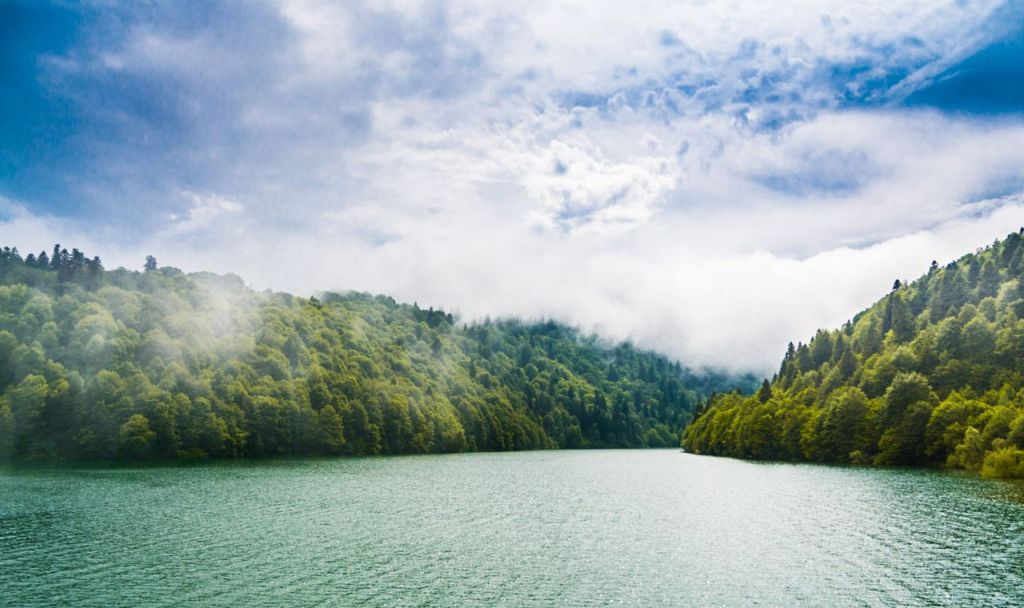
(2, 0), (1023, 372)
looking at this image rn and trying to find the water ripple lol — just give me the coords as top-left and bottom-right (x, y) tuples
(1, 452), (1023, 607)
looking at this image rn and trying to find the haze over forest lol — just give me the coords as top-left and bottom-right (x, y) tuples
(3, 1), (1024, 374)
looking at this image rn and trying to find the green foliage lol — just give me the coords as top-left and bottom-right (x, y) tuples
(980, 447), (1024, 479)
(684, 229), (1024, 478)
(0, 399), (13, 459)
(0, 245), (732, 460)
(119, 414), (157, 458)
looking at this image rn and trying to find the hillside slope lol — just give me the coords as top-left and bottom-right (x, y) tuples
(684, 229), (1024, 478)
(0, 245), (742, 460)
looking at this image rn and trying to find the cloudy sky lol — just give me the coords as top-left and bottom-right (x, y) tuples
(2, 1), (1023, 373)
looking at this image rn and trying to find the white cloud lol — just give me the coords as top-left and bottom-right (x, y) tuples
(513, 140), (680, 232)
(167, 192), (245, 236)
(277, 0), (361, 81)
(4, 0), (1023, 375)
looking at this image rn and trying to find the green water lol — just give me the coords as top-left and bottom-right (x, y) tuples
(2, 450), (1023, 607)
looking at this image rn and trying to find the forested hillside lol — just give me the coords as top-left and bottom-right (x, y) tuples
(684, 229), (1024, 478)
(0, 245), (734, 460)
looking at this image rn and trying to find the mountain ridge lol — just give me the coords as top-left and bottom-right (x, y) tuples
(684, 228), (1024, 478)
(0, 244), (752, 460)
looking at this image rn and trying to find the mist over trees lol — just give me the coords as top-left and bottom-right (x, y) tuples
(0, 245), (742, 461)
(684, 229), (1024, 479)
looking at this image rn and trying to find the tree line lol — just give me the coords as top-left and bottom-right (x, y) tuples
(0, 245), (739, 460)
(684, 229), (1024, 479)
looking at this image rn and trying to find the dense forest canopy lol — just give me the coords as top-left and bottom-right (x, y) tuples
(684, 229), (1024, 479)
(0, 245), (749, 461)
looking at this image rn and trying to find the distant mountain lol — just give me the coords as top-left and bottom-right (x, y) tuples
(0, 245), (744, 460)
(684, 229), (1024, 478)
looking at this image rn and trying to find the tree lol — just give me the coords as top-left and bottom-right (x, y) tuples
(889, 293), (915, 343)
(6, 374), (49, 453)
(981, 447), (1024, 479)
(979, 260), (1000, 298)
(0, 240), (727, 461)
(144, 255), (158, 272)
(685, 228), (1024, 475)
(0, 399), (13, 459)
(925, 392), (986, 460)
(814, 387), (873, 461)
(879, 372), (934, 426)
(810, 330), (833, 366)
(119, 414), (157, 458)
(316, 405), (346, 454)
(876, 400), (932, 465)
(961, 317), (996, 362)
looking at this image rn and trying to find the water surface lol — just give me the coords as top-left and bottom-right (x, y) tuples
(2, 450), (1023, 606)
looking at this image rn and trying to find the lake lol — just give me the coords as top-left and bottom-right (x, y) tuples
(2, 450), (1023, 607)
